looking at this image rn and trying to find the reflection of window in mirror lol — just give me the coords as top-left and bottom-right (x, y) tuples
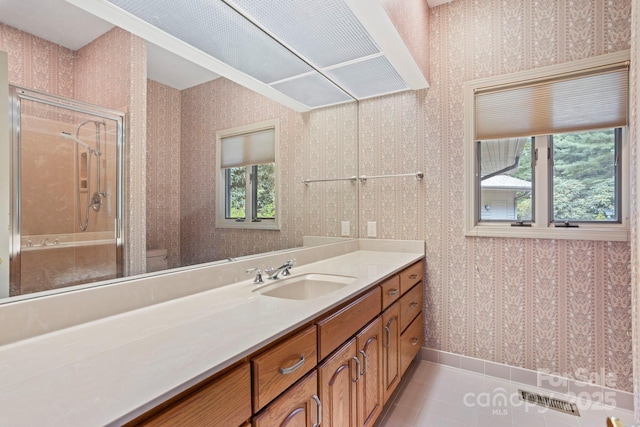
(216, 120), (280, 230)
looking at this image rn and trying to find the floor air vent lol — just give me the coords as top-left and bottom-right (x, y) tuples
(518, 389), (580, 416)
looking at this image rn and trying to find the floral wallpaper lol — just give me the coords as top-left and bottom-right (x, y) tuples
(75, 27), (147, 276)
(0, 0), (635, 399)
(358, 0), (633, 393)
(146, 80), (181, 269)
(426, 0), (633, 392)
(178, 77), (358, 265)
(630, 0), (639, 419)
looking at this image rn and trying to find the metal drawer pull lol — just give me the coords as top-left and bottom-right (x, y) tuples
(359, 350), (367, 376)
(411, 338), (419, 346)
(410, 302), (419, 308)
(352, 356), (361, 382)
(387, 288), (399, 296)
(279, 355), (305, 375)
(383, 317), (396, 348)
(409, 274), (418, 280)
(312, 395), (322, 427)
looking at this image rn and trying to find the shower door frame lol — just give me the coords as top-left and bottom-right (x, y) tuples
(9, 86), (125, 296)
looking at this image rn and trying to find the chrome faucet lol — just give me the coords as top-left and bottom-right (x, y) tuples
(265, 259), (296, 280)
(246, 268), (264, 284)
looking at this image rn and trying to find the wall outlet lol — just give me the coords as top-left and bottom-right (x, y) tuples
(367, 221), (377, 238)
(341, 221), (350, 237)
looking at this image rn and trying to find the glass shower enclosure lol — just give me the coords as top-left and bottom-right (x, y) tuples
(8, 86), (124, 297)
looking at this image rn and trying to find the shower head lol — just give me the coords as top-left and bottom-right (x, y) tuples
(60, 132), (101, 156)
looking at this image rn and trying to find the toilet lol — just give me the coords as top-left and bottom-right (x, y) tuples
(146, 249), (168, 272)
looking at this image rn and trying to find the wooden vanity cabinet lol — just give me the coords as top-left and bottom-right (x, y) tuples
(316, 287), (381, 360)
(381, 302), (401, 404)
(355, 317), (383, 427)
(132, 259), (424, 427)
(251, 325), (317, 412)
(400, 314), (424, 376)
(253, 370), (320, 427)
(130, 362), (251, 427)
(318, 338), (359, 427)
(399, 260), (423, 295)
(380, 260), (424, 405)
(399, 281), (423, 333)
(379, 275), (401, 310)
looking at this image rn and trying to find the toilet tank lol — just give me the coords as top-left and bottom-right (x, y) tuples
(146, 249), (168, 273)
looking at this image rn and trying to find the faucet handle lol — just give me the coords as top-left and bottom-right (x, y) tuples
(246, 268), (263, 284)
(282, 259), (296, 277)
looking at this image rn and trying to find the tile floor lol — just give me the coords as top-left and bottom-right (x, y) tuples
(376, 361), (635, 427)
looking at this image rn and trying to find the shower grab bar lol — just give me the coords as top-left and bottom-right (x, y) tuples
(359, 172), (424, 183)
(302, 176), (357, 185)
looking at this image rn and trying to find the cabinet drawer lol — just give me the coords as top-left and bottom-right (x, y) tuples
(400, 314), (423, 375)
(253, 370), (319, 427)
(139, 362), (251, 426)
(399, 261), (423, 295)
(317, 287), (382, 360)
(399, 282), (423, 333)
(380, 275), (401, 309)
(252, 325), (317, 412)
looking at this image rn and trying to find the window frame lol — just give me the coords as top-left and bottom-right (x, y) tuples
(464, 51), (630, 241)
(215, 120), (280, 230)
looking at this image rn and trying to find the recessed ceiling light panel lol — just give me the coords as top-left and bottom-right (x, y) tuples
(325, 55), (408, 100)
(225, 0), (380, 69)
(271, 73), (353, 109)
(106, 0), (312, 84)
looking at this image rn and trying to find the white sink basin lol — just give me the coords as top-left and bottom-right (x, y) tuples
(254, 273), (356, 300)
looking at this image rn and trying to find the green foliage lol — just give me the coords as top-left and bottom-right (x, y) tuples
(508, 130), (616, 221)
(256, 164), (275, 218)
(226, 164), (275, 219)
(552, 129), (616, 221)
(227, 167), (246, 218)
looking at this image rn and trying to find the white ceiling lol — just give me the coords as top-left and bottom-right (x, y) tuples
(0, 0), (218, 90)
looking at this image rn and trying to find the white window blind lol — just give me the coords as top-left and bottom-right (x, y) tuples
(220, 127), (275, 168)
(474, 62), (629, 141)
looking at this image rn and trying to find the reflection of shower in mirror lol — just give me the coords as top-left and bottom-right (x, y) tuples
(61, 119), (108, 231)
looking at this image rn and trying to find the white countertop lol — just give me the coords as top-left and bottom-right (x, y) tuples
(0, 247), (423, 426)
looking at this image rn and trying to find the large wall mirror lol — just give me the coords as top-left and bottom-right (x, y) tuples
(0, 0), (427, 302)
(0, 0), (360, 302)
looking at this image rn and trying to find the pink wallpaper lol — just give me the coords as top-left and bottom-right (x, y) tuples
(0, 22), (74, 96)
(179, 77), (357, 266)
(1, 0), (636, 400)
(357, 0), (633, 393)
(146, 80), (181, 269)
(75, 27), (147, 276)
(630, 0), (639, 418)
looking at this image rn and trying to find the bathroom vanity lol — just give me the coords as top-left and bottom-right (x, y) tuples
(0, 239), (424, 426)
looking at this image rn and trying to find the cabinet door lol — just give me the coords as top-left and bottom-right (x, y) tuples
(356, 317), (383, 427)
(381, 302), (400, 404)
(253, 370), (320, 427)
(318, 339), (358, 427)
(400, 313), (424, 376)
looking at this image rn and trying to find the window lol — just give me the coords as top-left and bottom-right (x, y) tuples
(465, 51), (629, 241)
(216, 120), (279, 230)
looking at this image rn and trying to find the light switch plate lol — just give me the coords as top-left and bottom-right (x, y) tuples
(367, 221), (377, 238)
(341, 221), (350, 237)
